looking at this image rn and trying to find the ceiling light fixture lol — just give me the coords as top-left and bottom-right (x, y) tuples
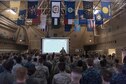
(19, 40), (22, 42)
(6, 9), (16, 15)
(89, 39), (92, 42)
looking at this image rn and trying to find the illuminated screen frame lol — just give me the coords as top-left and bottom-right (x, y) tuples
(41, 37), (69, 54)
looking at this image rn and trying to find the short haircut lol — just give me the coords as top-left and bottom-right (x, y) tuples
(123, 56), (126, 64)
(27, 57), (32, 62)
(77, 60), (83, 67)
(59, 56), (65, 62)
(16, 67), (27, 80)
(25, 64), (36, 76)
(115, 59), (119, 64)
(42, 54), (47, 61)
(102, 69), (112, 82)
(16, 56), (22, 64)
(100, 60), (107, 67)
(87, 58), (94, 66)
(58, 62), (65, 71)
(39, 57), (43, 63)
(2, 60), (14, 71)
(72, 67), (82, 74)
(33, 58), (37, 62)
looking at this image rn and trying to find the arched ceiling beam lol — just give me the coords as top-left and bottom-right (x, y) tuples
(0, 22), (17, 32)
(0, 23), (16, 32)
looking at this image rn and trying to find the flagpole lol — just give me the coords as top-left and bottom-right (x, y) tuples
(75, 0), (82, 16)
(38, 0), (45, 9)
(46, 0), (49, 37)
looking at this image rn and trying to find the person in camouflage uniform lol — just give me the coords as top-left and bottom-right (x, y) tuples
(33, 57), (49, 84)
(52, 62), (71, 84)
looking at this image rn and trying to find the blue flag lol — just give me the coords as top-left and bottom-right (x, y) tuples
(74, 20), (81, 32)
(17, 10), (26, 25)
(95, 11), (103, 25)
(27, 1), (38, 19)
(65, 24), (72, 32)
(101, 0), (110, 2)
(83, 1), (93, 19)
(101, 2), (111, 19)
(51, 0), (61, 1)
(65, 1), (75, 19)
(78, 10), (87, 24)
(87, 19), (95, 32)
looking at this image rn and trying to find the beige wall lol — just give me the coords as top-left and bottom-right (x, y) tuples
(26, 25), (95, 54)
(94, 9), (126, 61)
(0, 27), (14, 39)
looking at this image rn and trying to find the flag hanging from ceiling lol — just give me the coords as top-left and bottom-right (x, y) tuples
(65, 24), (72, 32)
(51, 0), (61, 1)
(27, 1), (38, 19)
(65, 1), (75, 19)
(78, 10), (87, 24)
(27, 0), (39, 1)
(64, 18), (73, 25)
(101, 2), (111, 18)
(17, 10), (26, 25)
(52, 18), (60, 29)
(95, 11), (103, 25)
(32, 9), (41, 24)
(40, 15), (47, 30)
(64, 18), (68, 24)
(101, 0), (110, 2)
(10, 1), (20, 20)
(51, 1), (61, 18)
(87, 19), (95, 32)
(83, 1), (93, 19)
(74, 20), (81, 32)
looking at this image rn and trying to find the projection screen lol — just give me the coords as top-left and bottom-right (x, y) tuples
(41, 38), (69, 54)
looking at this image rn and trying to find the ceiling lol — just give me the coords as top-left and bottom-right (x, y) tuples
(0, 0), (125, 47)
(0, 0), (125, 26)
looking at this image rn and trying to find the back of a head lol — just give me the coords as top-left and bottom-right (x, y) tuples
(122, 57), (126, 74)
(3, 60), (14, 72)
(123, 56), (126, 64)
(71, 67), (82, 83)
(33, 58), (37, 62)
(27, 57), (32, 62)
(116, 64), (123, 73)
(72, 67), (82, 74)
(77, 60), (83, 67)
(25, 64), (36, 76)
(42, 54), (47, 61)
(115, 59), (119, 64)
(59, 56), (65, 62)
(82, 61), (87, 71)
(87, 58), (94, 67)
(16, 56), (22, 64)
(103, 55), (106, 59)
(102, 69), (112, 82)
(100, 60), (107, 67)
(39, 57), (43, 63)
(47, 55), (51, 60)
(58, 62), (66, 72)
(16, 67), (27, 80)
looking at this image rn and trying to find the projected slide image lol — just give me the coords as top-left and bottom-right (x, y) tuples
(42, 38), (69, 54)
